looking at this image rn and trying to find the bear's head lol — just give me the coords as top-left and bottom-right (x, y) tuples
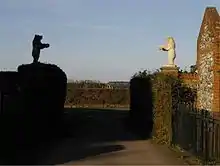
(34, 34), (43, 41)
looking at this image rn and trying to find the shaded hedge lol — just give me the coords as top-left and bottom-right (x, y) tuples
(0, 64), (67, 160)
(17, 63), (67, 144)
(0, 71), (20, 157)
(0, 71), (19, 115)
(129, 73), (153, 139)
(18, 63), (67, 115)
(0, 71), (18, 92)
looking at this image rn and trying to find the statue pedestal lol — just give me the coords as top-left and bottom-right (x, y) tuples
(160, 65), (179, 77)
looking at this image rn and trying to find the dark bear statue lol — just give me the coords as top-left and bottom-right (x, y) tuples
(32, 34), (50, 63)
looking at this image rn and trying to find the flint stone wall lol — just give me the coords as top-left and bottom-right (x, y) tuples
(197, 7), (220, 112)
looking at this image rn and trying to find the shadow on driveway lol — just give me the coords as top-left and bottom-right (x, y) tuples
(0, 108), (150, 165)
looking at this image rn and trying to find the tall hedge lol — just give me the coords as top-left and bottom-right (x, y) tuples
(130, 73), (153, 139)
(151, 73), (176, 144)
(17, 63), (67, 144)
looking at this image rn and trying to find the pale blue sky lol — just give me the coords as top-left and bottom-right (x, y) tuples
(0, 0), (219, 82)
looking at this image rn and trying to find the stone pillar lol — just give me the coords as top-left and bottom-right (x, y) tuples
(160, 66), (179, 77)
(197, 7), (220, 112)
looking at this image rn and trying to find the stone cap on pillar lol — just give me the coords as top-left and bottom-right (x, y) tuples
(160, 65), (180, 77)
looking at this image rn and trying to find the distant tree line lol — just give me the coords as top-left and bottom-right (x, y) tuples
(67, 80), (130, 89)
